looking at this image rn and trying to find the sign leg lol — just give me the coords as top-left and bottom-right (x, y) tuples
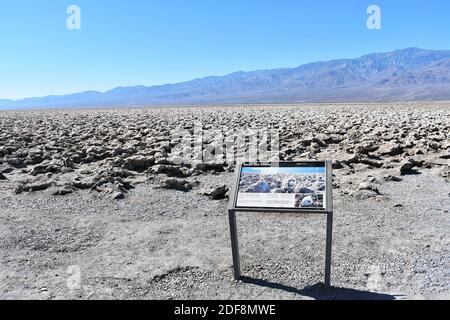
(324, 211), (333, 291)
(228, 209), (241, 280)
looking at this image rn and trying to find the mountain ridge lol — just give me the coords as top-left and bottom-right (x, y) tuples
(2, 47), (450, 109)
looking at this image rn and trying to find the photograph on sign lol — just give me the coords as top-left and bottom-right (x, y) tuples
(236, 163), (327, 210)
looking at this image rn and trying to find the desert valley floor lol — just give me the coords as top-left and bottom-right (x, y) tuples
(0, 103), (449, 300)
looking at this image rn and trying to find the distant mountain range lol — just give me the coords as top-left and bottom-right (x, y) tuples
(2, 47), (450, 109)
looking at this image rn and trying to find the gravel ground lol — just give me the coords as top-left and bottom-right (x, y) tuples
(0, 104), (449, 300)
(0, 163), (449, 300)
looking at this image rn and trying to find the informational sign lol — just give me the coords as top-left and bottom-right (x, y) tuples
(228, 161), (334, 290)
(233, 162), (331, 212)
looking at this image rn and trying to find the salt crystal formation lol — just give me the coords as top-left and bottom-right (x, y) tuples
(0, 104), (449, 199)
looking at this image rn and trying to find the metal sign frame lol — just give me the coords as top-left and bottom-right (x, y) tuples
(228, 161), (334, 290)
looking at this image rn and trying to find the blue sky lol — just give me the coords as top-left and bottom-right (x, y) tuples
(1, 0), (449, 99)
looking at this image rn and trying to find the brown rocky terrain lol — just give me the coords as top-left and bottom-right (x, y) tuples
(0, 103), (449, 300)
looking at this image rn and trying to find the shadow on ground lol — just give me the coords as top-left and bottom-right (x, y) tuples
(241, 277), (404, 300)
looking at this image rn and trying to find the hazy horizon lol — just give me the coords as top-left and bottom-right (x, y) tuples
(2, 46), (446, 102)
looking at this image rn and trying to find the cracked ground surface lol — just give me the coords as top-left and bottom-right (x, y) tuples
(0, 104), (449, 300)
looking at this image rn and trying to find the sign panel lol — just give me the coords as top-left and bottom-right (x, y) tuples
(228, 160), (334, 288)
(234, 162), (330, 211)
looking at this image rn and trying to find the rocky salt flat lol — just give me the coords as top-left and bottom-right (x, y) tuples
(239, 173), (326, 194)
(0, 103), (449, 300)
